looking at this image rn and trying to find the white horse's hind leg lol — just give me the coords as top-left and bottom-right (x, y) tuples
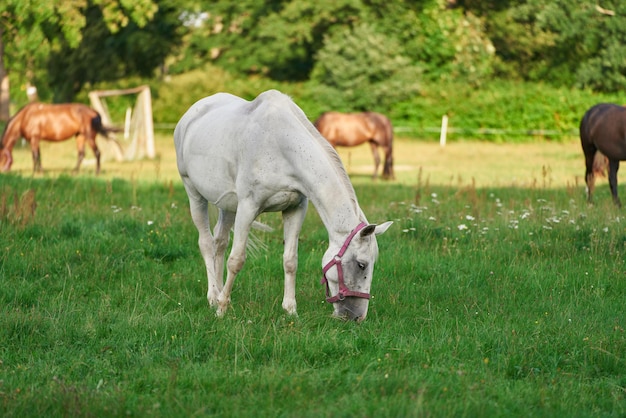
(217, 205), (256, 316)
(281, 200), (308, 315)
(185, 192), (221, 306)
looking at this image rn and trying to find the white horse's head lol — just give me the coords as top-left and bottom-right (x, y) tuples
(321, 221), (393, 321)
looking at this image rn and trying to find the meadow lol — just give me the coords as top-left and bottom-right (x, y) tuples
(0, 134), (624, 417)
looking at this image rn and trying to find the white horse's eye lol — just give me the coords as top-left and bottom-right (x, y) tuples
(357, 261), (366, 270)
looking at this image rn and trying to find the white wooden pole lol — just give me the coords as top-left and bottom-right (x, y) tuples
(124, 107), (132, 140)
(440, 115), (448, 147)
(142, 87), (156, 159)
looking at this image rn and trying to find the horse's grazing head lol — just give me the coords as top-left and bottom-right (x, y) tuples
(321, 221), (393, 322)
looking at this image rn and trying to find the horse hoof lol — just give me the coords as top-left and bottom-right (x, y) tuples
(207, 292), (220, 307)
(282, 300), (298, 316)
(216, 296), (230, 317)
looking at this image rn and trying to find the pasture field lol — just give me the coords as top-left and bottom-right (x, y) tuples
(1, 134), (625, 417)
(3, 131), (585, 188)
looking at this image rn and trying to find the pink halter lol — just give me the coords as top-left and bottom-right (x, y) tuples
(321, 222), (371, 303)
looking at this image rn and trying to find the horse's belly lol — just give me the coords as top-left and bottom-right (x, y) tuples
(214, 191), (238, 211)
(190, 178), (303, 214)
(593, 128), (626, 160)
(261, 190), (305, 212)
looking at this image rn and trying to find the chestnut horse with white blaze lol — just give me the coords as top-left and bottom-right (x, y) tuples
(314, 111), (395, 180)
(0, 102), (112, 174)
(174, 90), (392, 321)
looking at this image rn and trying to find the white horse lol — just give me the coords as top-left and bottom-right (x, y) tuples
(174, 90), (392, 321)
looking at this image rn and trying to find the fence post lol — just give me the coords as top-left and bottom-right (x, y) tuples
(440, 115), (448, 147)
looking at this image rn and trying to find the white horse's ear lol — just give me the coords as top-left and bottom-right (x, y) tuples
(374, 221), (393, 235)
(360, 221), (393, 237)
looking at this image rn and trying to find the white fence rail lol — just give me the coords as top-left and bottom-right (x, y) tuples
(153, 122), (580, 141)
(394, 125), (578, 139)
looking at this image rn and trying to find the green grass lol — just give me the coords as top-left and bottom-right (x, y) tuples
(0, 170), (624, 417)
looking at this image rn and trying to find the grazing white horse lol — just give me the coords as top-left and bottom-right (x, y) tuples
(174, 90), (392, 321)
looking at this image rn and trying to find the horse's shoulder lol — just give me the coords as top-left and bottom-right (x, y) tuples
(249, 90), (294, 114)
(190, 93), (245, 116)
(19, 103), (45, 118)
(248, 90), (317, 132)
(256, 89), (289, 103)
(22, 102), (42, 111)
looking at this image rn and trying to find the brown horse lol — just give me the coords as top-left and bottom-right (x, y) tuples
(0, 102), (112, 174)
(580, 103), (626, 207)
(314, 111), (394, 180)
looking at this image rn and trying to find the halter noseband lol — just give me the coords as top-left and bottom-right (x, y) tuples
(321, 222), (371, 303)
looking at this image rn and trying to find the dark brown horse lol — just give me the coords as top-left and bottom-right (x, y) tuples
(0, 102), (112, 174)
(580, 103), (626, 207)
(314, 111), (394, 180)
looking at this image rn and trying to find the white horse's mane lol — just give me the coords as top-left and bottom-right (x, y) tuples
(283, 95), (358, 220)
(257, 90), (362, 218)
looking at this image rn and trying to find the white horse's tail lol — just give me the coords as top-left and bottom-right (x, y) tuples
(245, 221), (274, 257)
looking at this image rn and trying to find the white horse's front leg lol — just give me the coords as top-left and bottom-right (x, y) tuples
(281, 200), (308, 316)
(217, 208), (255, 316)
(217, 247), (246, 317)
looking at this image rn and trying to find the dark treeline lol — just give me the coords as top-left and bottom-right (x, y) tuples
(1, 0), (625, 118)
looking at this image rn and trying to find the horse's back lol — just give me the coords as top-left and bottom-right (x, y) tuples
(581, 103), (626, 159)
(174, 90), (326, 210)
(315, 112), (372, 146)
(18, 103), (98, 140)
(174, 91), (289, 164)
(315, 111), (393, 147)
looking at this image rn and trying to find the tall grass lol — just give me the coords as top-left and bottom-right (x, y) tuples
(0, 170), (624, 417)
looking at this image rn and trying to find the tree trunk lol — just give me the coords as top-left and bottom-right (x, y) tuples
(0, 26), (10, 121)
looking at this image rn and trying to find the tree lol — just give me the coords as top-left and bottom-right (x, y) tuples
(0, 0), (161, 118)
(0, 0), (77, 119)
(175, 0), (371, 80)
(46, 0), (185, 102)
(310, 23), (421, 112)
(458, 0), (626, 92)
(0, 26), (8, 121)
(537, 0), (626, 91)
(175, 0), (497, 87)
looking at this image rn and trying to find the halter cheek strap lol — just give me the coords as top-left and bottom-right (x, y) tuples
(321, 222), (371, 303)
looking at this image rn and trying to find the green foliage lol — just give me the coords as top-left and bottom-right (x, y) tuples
(571, 1), (626, 91)
(362, 0), (455, 76)
(1, 0), (169, 104)
(177, 0), (371, 80)
(15, 60), (625, 144)
(470, 0), (626, 92)
(6, 0), (626, 113)
(149, 64), (287, 124)
(309, 23), (421, 112)
(0, 0), (80, 102)
(47, 1), (183, 101)
(389, 79), (626, 141)
(0, 174), (624, 416)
